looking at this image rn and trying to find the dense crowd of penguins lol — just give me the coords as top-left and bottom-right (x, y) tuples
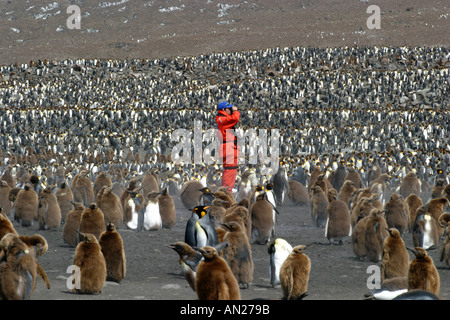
(0, 45), (449, 300)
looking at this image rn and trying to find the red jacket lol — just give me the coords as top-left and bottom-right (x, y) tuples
(216, 110), (240, 166)
(216, 110), (240, 143)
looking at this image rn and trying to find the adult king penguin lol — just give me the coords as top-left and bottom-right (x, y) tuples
(185, 206), (218, 248)
(268, 238), (293, 287)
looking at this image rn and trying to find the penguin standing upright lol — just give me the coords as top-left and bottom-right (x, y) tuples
(439, 224), (450, 268)
(196, 246), (241, 300)
(381, 228), (409, 281)
(157, 187), (176, 229)
(221, 221), (254, 289)
(268, 238), (293, 287)
(99, 222), (126, 283)
(272, 165), (289, 206)
(279, 245), (311, 300)
(250, 192), (275, 244)
(365, 209), (389, 262)
(325, 189), (351, 245)
(185, 206), (219, 248)
(126, 190), (142, 231)
(72, 232), (106, 294)
(264, 181), (278, 235)
(140, 191), (162, 231)
(407, 247), (440, 296)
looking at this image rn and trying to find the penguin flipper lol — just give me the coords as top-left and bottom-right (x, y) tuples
(20, 269), (34, 300)
(184, 253), (203, 272)
(137, 208), (144, 232)
(185, 215), (198, 247)
(214, 241), (229, 253)
(439, 244), (446, 262)
(36, 261), (50, 289)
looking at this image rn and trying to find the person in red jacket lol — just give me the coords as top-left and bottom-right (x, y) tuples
(216, 99), (240, 193)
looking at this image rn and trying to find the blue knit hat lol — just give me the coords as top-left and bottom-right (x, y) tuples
(217, 99), (233, 110)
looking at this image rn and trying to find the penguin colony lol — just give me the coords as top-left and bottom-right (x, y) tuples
(0, 45), (448, 300)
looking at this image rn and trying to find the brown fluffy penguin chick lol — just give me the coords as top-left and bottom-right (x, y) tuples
(93, 172), (112, 198)
(96, 186), (123, 228)
(310, 186), (328, 228)
(0, 233), (37, 300)
(381, 228), (409, 281)
(55, 181), (74, 221)
(439, 224), (450, 268)
(14, 184), (38, 227)
(196, 246), (240, 300)
(384, 193), (409, 236)
(352, 215), (370, 260)
(99, 223), (126, 283)
(407, 247), (440, 296)
(364, 209), (389, 262)
(431, 178), (446, 199)
(288, 180), (310, 205)
(79, 203), (106, 240)
(158, 187), (176, 229)
(221, 221), (254, 289)
(169, 241), (203, 292)
(0, 209), (18, 239)
(179, 180), (204, 209)
(63, 202), (84, 247)
(250, 192), (275, 244)
(326, 190), (351, 245)
(0, 180), (12, 216)
(72, 232), (106, 294)
(71, 170), (95, 206)
(338, 180), (356, 207)
(38, 187), (62, 230)
(17, 234), (50, 290)
(279, 245), (310, 300)
(399, 172), (421, 199)
(405, 194), (423, 232)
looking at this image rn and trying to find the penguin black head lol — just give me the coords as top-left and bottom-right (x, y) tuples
(198, 246), (218, 261)
(265, 182), (274, 190)
(408, 247), (428, 259)
(190, 206), (211, 218)
(106, 222), (116, 232)
(77, 231), (97, 243)
(292, 245), (307, 254)
(255, 185), (265, 192)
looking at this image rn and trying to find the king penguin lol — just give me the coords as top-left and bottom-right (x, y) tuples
(126, 190), (142, 231)
(99, 222), (126, 283)
(196, 245), (241, 300)
(169, 241), (203, 292)
(407, 247), (440, 296)
(185, 206), (219, 248)
(279, 244), (311, 300)
(140, 191), (162, 231)
(268, 238), (293, 287)
(381, 228), (409, 281)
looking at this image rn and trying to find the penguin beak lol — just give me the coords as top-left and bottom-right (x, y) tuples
(219, 223), (231, 231)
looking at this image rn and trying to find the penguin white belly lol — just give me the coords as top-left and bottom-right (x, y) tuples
(127, 200), (138, 230)
(422, 217), (433, 249)
(143, 202), (162, 231)
(270, 243), (292, 286)
(195, 221), (208, 248)
(373, 289), (408, 300)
